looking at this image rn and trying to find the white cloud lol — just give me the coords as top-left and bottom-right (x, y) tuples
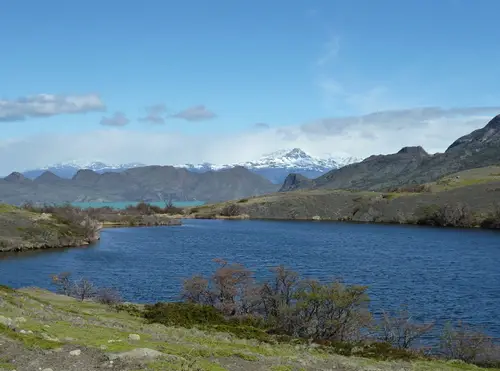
(0, 94), (105, 121)
(0, 107), (498, 175)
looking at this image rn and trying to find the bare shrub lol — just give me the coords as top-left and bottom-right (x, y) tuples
(73, 278), (96, 301)
(220, 204), (241, 217)
(481, 203), (500, 229)
(416, 203), (475, 227)
(95, 287), (123, 306)
(182, 259), (257, 316)
(377, 306), (434, 349)
(261, 265), (299, 330)
(182, 275), (213, 305)
(440, 321), (494, 363)
(51, 272), (73, 296)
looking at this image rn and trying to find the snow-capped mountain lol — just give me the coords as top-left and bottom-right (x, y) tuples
(22, 161), (145, 179)
(21, 149), (361, 184)
(176, 148), (362, 184)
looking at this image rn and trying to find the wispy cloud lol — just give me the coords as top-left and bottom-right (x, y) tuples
(172, 105), (216, 121)
(100, 112), (129, 127)
(0, 94), (105, 122)
(254, 122), (270, 129)
(139, 104), (167, 124)
(316, 34), (340, 66)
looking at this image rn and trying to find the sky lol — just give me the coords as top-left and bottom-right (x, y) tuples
(1, 0), (500, 173)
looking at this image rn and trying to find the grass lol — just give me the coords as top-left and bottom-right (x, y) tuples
(1, 287), (499, 370)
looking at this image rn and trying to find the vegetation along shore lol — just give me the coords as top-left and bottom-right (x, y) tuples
(0, 202), (182, 253)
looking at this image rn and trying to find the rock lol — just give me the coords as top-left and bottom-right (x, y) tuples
(41, 333), (60, 342)
(107, 348), (164, 361)
(14, 317), (27, 323)
(0, 315), (13, 327)
(128, 334), (141, 341)
(69, 349), (81, 356)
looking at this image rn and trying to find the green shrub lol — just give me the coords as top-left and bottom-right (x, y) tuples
(143, 302), (225, 328)
(208, 324), (270, 342)
(115, 303), (143, 317)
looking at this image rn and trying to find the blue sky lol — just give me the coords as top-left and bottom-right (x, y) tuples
(1, 0), (499, 172)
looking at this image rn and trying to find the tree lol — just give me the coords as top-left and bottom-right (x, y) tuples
(72, 278), (96, 301)
(95, 287), (123, 306)
(377, 306), (434, 349)
(440, 321), (493, 363)
(51, 272), (73, 296)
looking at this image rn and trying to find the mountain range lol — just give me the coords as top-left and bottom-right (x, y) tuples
(281, 114), (500, 192)
(0, 166), (279, 205)
(3, 114), (500, 205)
(20, 149), (361, 184)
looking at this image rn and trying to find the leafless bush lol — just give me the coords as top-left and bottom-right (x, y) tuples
(182, 261), (372, 342)
(220, 204), (241, 217)
(377, 306), (434, 349)
(182, 275), (213, 305)
(51, 272), (73, 296)
(481, 203), (500, 229)
(440, 322), (494, 363)
(51, 273), (96, 301)
(73, 278), (97, 301)
(95, 287), (123, 306)
(182, 259), (257, 316)
(261, 265), (299, 330)
(416, 203), (476, 227)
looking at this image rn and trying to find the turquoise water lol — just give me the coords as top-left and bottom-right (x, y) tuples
(70, 201), (205, 209)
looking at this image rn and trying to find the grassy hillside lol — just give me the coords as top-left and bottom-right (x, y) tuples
(187, 166), (500, 227)
(0, 286), (495, 371)
(0, 204), (101, 252)
(0, 203), (182, 252)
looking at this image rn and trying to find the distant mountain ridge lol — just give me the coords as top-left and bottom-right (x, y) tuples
(20, 149), (362, 184)
(0, 165), (279, 204)
(22, 161), (145, 179)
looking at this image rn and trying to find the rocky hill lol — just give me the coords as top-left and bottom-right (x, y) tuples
(0, 166), (279, 204)
(281, 114), (500, 192)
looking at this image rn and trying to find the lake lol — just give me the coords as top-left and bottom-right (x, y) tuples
(1, 219), (499, 338)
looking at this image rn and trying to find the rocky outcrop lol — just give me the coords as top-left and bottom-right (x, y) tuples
(279, 173), (313, 192)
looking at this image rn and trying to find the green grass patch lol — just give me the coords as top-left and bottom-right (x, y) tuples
(0, 204), (18, 213)
(0, 323), (61, 350)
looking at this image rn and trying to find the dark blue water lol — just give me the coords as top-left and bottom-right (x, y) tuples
(1, 219), (500, 337)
